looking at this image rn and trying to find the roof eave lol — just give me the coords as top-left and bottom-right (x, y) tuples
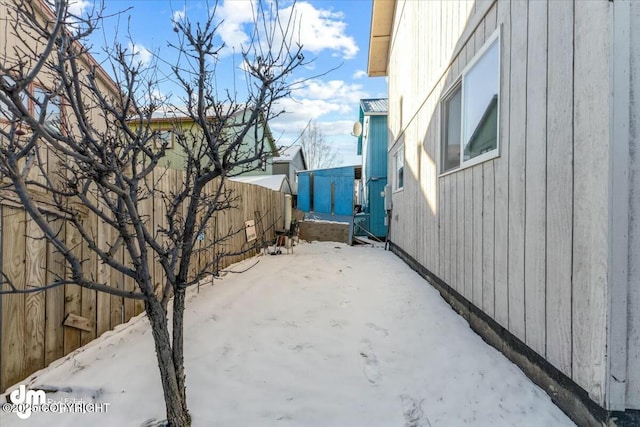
(367, 0), (396, 77)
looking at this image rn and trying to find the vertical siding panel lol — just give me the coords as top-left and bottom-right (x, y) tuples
(441, 176), (448, 281)
(445, 175), (456, 287)
(486, 2), (498, 34)
(450, 174), (457, 290)
(436, 176), (442, 280)
(476, 13), (486, 50)
(483, 162), (495, 317)
(24, 217), (46, 377)
(435, 1), (443, 76)
(608, 0), (633, 409)
(494, 0), (511, 329)
(472, 166), (483, 307)
(457, 172), (465, 295)
(572, 0), (610, 405)
(626, 0), (640, 407)
(409, 136), (418, 260)
(431, 112), (439, 274)
(424, 124), (431, 272)
(466, 22), (475, 67)
(524, 0), (548, 357)
(545, 0), (573, 377)
(444, 2), (451, 91)
(417, 127), (424, 268)
(507, 0), (527, 341)
(464, 168), (474, 301)
(460, 0), (470, 34)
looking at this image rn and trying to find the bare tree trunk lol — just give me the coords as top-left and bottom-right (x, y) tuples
(172, 288), (188, 415)
(146, 297), (191, 426)
(0, 1), (308, 424)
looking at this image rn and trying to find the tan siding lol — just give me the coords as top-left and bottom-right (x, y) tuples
(572, 1), (610, 405)
(456, 171), (465, 296)
(493, 0), (511, 330)
(507, 0), (527, 341)
(626, 0), (640, 409)
(482, 161), (495, 317)
(545, 0), (574, 377)
(472, 166), (483, 307)
(524, 0), (547, 357)
(464, 168), (474, 301)
(385, 0), (623, 409)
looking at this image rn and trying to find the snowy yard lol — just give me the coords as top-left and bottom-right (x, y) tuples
(1, 242), (575, 426)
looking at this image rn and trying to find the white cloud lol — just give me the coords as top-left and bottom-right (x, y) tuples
(352, 70), (367, 79)
(127, 42), (152, 66)
(268, 77), (370, 156)
(215, 0), (257, 55)
(67, 0), (91, 16)
(172, 8), (186, 24)
(213, 1), (358, 60)
(294, 79), (368, 104)
(280, 2), (358, 60)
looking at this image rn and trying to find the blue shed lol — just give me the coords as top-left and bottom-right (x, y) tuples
(357, 98), (388, 238)
(297, 166), (359, 218)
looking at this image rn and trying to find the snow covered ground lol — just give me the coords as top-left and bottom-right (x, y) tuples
(1, 242), (575, 426)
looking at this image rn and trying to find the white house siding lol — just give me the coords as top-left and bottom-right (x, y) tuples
(626, 0), (640, 409)
(386, 0), (621, 408)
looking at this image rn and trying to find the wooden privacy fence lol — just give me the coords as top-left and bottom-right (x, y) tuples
(0, 170), (285, 391)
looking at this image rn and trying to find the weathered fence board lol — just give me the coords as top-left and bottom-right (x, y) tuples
(0, 168), (284, 391)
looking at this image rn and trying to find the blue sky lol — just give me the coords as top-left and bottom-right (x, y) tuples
(73, 0), (388, 166)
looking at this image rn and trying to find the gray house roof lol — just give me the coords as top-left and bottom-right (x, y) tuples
(273, 145), (307, 170)
(360, 98), (388, 115)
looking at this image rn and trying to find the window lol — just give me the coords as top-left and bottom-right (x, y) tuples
(441, 29), (500, 173)
(154, 130), (173, 149)
(442, 84), (462, 172)
(393, 144), (404, 191)
(1, 79), (62, 132)
(0, 76), (28, 122)
(33, 87), (61, 132)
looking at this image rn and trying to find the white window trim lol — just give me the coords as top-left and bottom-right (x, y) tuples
(392, 143), (404, 193)
(438, 26), (501, 177)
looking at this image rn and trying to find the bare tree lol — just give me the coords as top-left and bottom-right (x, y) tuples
(0, 0), (306, 425)
(300, 120), (341, 169)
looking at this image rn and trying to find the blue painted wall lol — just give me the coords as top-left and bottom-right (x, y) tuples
(367, 116), (388, 178)
(297, 172), (311, 211)
(367, 178), (388, 237)
(362, 115), (388, 238)
(297, 166), (355, 217)
(357, 108), (364, 155)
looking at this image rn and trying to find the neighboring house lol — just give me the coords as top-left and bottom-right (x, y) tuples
(149, 112), (278, 176)
(229, 174), (292, 195)
(272, 145), (307, 196)
(368, 0), (639, 425)
(356, 98), (388, 239)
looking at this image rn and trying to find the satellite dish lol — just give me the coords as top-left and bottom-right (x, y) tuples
(352, 121), (362, 137)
